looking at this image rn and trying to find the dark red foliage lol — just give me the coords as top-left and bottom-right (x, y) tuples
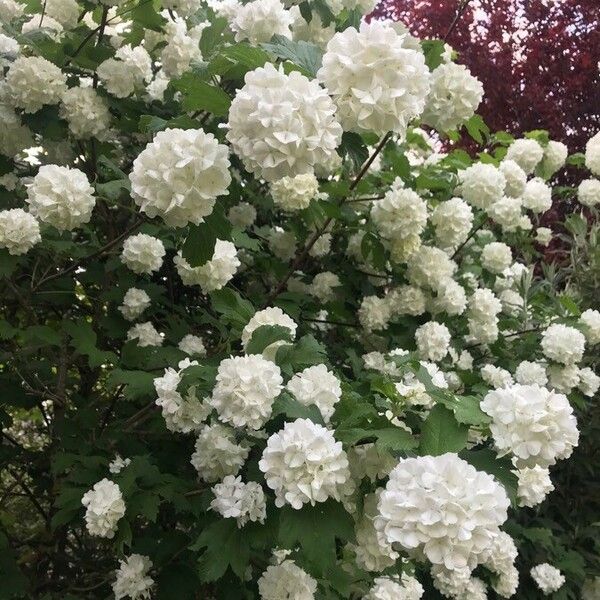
(372, 0), (600, 152)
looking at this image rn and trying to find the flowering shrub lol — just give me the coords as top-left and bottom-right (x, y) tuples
(0, 0), (599, 598)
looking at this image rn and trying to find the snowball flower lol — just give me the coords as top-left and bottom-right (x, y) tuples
(127, 322), (163, 347)
(160, 20), (204, 79)
(505, 138), (544, 174)
(499, 159), (527, 197)
(130, 128), (231, 227)
(310, 271), (341, 302)
(371, 184), (428, 241)
(364, 574), (424, 600)
(541, 140), (568, 174)
(228, 202), (256, 228)
(210, 354), (283, 430)
(318, 20), (430, 135)
(241, 307), (297, 356)
(178, 334), (206, 357)
(535, 227), (553, 246)
(59, 86), (111, 139)
(191, 423), (249, 482)
(585, 131), (600, 176)
(480, 531), (519, 597)
(121, 234), (165, 274)
(0, 209), (40, 255)
(580, 309), (600, 344)
(108, 455), (131, 474)
(97, 45), (152, 98)
(286, 364), (341, 423)
(210, 475), (266, 527)
(458, 163), (505, 210)
(521, 177), (552, 213)
(481, 364), (513, 388)
(481, 383), (579, 467)
(415, 321), (451, 362)
(541, 323), (585, 365)
(578, 367), (600, 397)
(515, 360), (548, 386)
(5, 56), (67, 113)
(227, 63), (342, 181)
(387, 285), (427, 316)
(174, 240), (239, 293)
(0, 34), (19, 71)
(270, 172), (319, 212)
(154, 359), (211, 433)
(406, 245), (457, 291)
(0, 106), (34, 157)
(113, 554), (154, 600)
(268, 227), (297, 261)
(375, 453), (509, 570)
(231, 0), (293, 44)
(44, 0), (79, 27)
(431, 565), (487, 600)
(118, 288), (151, 321)
(431, 197), (473, 249)
(530, 564), (565, 595)
(488, 195), (523, 231)
(81, 479), (126, 538)
(259, 418), (353, 509)
(358, 295), (391, 331)
(27, 165), (95, 231)
(547, 364), (580, 394)
(516, 465), (554, 507)
(481, 242), (512, 274)
(577, 178), (600, 207)
(422, 63), (483, 132)
(258, 560), (317, 600)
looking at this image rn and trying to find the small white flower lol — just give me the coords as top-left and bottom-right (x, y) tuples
(499, 159), (527, 197)
(178, 334), (207, 357)
(210, 475), (266, 527)
(81, 478), (125, 538)
(585, 131), (600, 176)
(516, 465), (554, 507)
(578, 178), (600, 207)
(0, 209), (40, 255)
(541, 323), (585, 365)
(127, 322), (163, 347)
(228, 202), (256, 229)
(60, 86), (111, 140)
(359, 295), (391, 331)
(108, 455), (131, 475)
(286, 364), (341, 423)
(481, 242), (512, 274)
(579, 309), (600, 344)
(530, 563), (565, 595)
(112, 554), (154, 600)
(521, 177), (552, 213)
(505, 138), (544, 174)
(121, 234), (165, 274)
(515, 360), (548, 386)
(310, 271), (341, 303)
(258, 560), (317, 600)
(231, 0), (293, 44)
(118, 288), (151, 322)
(270, 172), (319, 212)
(415, 321), (451, 362)
(459, 163), (505, 210)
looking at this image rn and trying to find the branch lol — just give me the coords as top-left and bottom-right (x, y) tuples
(301, 317), (360, 328)
(6, 467), (50, 524)
(444, 0), (471, 42)
(263, 133), (392, 306)
(465, 327), (542, 350)
(33, 218), (144, 290)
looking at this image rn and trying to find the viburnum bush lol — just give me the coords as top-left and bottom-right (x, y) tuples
(1, 0), (599, 599)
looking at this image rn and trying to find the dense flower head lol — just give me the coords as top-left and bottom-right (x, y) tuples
(119, 288), (151, 321)
(5, 56), (67, 113)
(516, 465), (554, 507)
(415, 321), (451, 362)
(310, 271), (341, 302)
(505, 138), (544, 174)
(585, 131), (600, 176)
(371, 182), (428, 241)
(387, 284), (427, 316)
(488, 195), (523, 231)
(160, 20), (204, 79)
(174, 240), (240, 292)
(547, 363), (580, 394)
(97, 45), (152, 98)
(130, 128), (231, 227)
(541, 140), (568, 174)
(422, 63), (483, 132)
(431, 565), (488, 600)
(577, 178), (600, 207)
(27, 165), (95, 231)
(258, 560), (317, 600)
(580, 309), (600, 344)
(515, 360), (548, 386)
(228, 202), (257, 228)
(458, 163), (506, 210)
(210, 354), (283, 430)
(121, 234), (165, 274)
(178, 334), (207, 357)
(431, 197), (473, 249)
(0, 106), (34, 157)
(499, 159), (527, 197)
(481, 241), (512, 274)
(541, 323), (585, 365)
(286, 364), (341, 423)
(406, 245), (457, 291)
(241, 307), (297, 354)
(227, 63), (342, 181)
(210, 475), (267, 527)
(375, 453), (509, 570)
(318, 21), (430, 135)
(60, 87), (111, 140)
(270, 172), (319, 212)
(231, 0), (293, 44)
(112, 554), (154, 600)
(259, 418), (353, 508)
(0, 209), (40, 255)
(364, 574), (424, 600)
(521, 177), (552, 213)
(481, 383), (579, 467)
(127, 321), (163, 347)
(191, 423), (249, 482)
(481, 531), (519, 598)
(530, 563), (565, 595)
(81, 479), (126, 538)
(359, 295), (392, 331)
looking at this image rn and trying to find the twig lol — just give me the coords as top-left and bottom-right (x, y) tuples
(444, 0), (471, 42)
(98, 385), (125, 433)
(301, 317), (360, 328)
(451, 218), (485, 261)
(6, 467), (49, 524)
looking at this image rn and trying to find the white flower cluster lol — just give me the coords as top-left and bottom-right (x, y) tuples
(530, 563), (565, 595)
(60, 87), (111, 140)
(130, 128), (231, 227)
(178, 334), (206, 356)
(210, 354), (283, 430)
(431, 197), (473, 249)
(286, 364), (342, 423)
(112, 554), (154, 600)
(318, 21), (430, 135)
(585, 131), (600, 175)
(541, 323), (585, 365)
(259, 418), (353, 508)
(119, 288), (151, 321)
(241, 307), (297, 356)
(174, 240), (240, 293)
(127, 321), (163, 347)
(415, 321), (451, 362)
(258, 560), (317, 600)
(364, 574), (424, 600)
(516, 465), (554, 507)
(154, 359), (211, 433)
(210, 475), (266, 527)
(231, 0), (293, 44)
(467, 288), (502, 344)
(227, 63), (342, 181)
(459, 163), (505, 210)
(27, 165), (95, 231)
(81, 478), (126, 538)
(0, 209), (41, 255)
(505, 138), (544, 174)
(481, 383), (579, 467)
(375, 453), (509, 570)
(270, 172), (319, 212)
(97, 45), (152, 98)
(121, 234), (165, 274)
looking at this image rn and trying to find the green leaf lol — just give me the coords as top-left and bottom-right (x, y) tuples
(278, 500), (353, 573)
(246, 324), (294, 355)
(558, 295), (581, 317)
(271, 392), (325, 424)
(419, 405), (468, 456)
(336, 426), (417, 452)
(421, 39), (446, 70)
(210, 43), (270, 79)
(360, 232), (386, 271)
(182, 204), (232, 267)
(339, 132), (367, 171)
(275, 334), (327, 373)
(428, 391), (491, 426)
(210, 288), (255, 328)
(463, 114), (490, 144)
(131, 1), (166, 31)
(0, 376), (36, 409)
(459, 448), (519, 506)
(262, 35), (322, 77)
(199, 17), (228, 57)
(171, 74), (231, 116)
(107, 369), (156, 400)
(64, 319), (117, 368)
